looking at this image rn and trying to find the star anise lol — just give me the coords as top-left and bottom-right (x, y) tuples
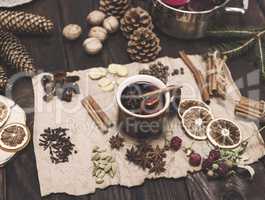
(147, 145), (166, 162)
(137, 153), (152, 170)
(126, 146), (138, 163)
(109, 135), (125, 150)
(149, 160), (166, 175)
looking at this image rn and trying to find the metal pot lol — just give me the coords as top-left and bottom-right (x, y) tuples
(151, 0), (248, 39)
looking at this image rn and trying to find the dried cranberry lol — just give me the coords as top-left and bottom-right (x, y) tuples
(189, 152), (202, 167)
(209, 149), (221, 161)
(170, 136), (182, 151)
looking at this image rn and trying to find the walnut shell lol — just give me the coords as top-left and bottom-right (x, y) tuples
(86, 10), (106, 26)
(83, 38), (103, 55)
(88, 26), (108, 42)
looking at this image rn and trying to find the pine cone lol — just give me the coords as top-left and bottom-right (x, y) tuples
(127, 28), (161, 63)
(0, 10), (54, 35)
(99, 0), (130, 19)
(0, 64), (8, 91)
(121, 7), (154, 39)
(0, 31), (36, 74)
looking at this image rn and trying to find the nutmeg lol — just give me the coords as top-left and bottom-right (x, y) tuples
(83, 38), (103, 55)
(62, 24), (82, 40)
(103, 16), (119, 33)
(88, 26), (108, 42)
(86, 10), (106, 26)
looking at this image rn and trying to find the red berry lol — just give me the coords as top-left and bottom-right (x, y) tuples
(170, 136), (182, 151)
(208, 149), (221, 161)
(189, 152), (202, 167)
(162, 0), (190, 7)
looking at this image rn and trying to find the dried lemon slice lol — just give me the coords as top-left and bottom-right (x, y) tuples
(182, 107), (214, 140)
(207, 119), (242, 149)
(0, 123), (31, 152)
(178, 99), (210, 118)
(0, 101), (10, 128)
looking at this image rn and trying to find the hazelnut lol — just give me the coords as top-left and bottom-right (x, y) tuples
(88, 26), (108, 42)
(83, 38), (103, 55)
(103, 16), (119, 33)
(62, 24), (82, 40)
(86, 10), (106, 26)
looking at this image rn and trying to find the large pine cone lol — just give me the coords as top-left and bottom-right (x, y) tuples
(127, 28), (161, 63)
(121, 7), (154, 39)
(0, 64), (8, 91)
(99, 0), (130, 20)
(0, 31), (36, 74)
(0, 10), (54, 35)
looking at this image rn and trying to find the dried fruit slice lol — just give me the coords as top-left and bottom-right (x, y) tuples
(0, 123), (30, 152)
(207, 119), (242, 149)
(0, 101), (10, 128)
(178, 99), (210, 118)
(108, 64), (128, 77)
(98, 77), (112, 88)
(182, 107), (213, 140)
(88, 67), (107, 80)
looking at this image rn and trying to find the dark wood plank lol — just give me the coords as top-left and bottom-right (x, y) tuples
(0, 167), (6, 200)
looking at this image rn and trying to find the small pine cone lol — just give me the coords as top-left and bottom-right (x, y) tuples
(99, 0), (130, 19)
(0, 31), (36, 74)
(121, 7), (154, 39)
(0, 65), (8, 91)
(127, 28), (162, 63)
(0, 10), (54, 35)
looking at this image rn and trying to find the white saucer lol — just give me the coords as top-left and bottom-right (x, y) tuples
(0, 95), (26, 167)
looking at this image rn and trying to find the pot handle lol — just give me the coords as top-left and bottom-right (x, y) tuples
(225, 0), (249, 14)
(225, 7), (246, 14)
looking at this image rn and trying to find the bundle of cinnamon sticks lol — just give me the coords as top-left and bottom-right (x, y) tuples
(82, 95), (113, 134)
(206, 51), (227, 99)
(235, 96), (265, 120)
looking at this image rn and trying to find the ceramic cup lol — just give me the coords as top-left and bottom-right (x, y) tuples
(116, 75), (171, 139)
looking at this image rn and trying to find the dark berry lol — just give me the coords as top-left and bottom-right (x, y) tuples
(189, 152), (202, 167)
(170, 136), (182, 151)
(202, 158), (213, 171)
(218, 162), (229, 177)
(208, 149), (221, 161)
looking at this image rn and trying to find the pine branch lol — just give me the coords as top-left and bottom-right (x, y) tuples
(256, 38), (265, 79)
(209, 38), (256, 57)
(207, 26), (265, 38)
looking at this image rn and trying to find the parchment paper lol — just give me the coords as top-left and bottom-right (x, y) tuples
(32, 55), (265, 197)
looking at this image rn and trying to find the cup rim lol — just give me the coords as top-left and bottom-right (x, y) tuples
(116, 75), (171, 119)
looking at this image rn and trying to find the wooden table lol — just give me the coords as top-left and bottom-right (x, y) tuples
(1, 0), (265, 199)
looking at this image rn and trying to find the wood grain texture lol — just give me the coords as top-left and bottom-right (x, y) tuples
(0, 168), (6, 200)
(1, 0), (265, 200)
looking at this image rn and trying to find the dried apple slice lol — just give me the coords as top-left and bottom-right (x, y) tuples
(98, 77), (112, 88)
(182, 107), (213, 140)
(207, 119), (242, 149)
(88, 67), (107, 80)
(0, 123), (31, 152)
(108, 64), (128, 77)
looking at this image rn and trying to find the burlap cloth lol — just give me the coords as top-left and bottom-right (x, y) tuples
(32, 55), (265, 197)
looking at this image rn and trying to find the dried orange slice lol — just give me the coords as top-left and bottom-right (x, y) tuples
(0, 101), (10, 128)
(0, 123), (31, 152)
(182, 107), (214, 140)
(207, 119), (242, 149)
(178, 99), (210, 118)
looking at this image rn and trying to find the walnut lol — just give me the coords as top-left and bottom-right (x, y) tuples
(86, 10), (106, 26)
(62, 24), (82, 40)
(103, 16), (119, 33)
(83, 38), (103, 55)
(88, 26), (108, 42)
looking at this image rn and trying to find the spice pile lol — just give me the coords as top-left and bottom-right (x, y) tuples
(126, 143), (167, 175)
(91, 146), (117, 184)
(39, 127), (77, 164)
(139, 61), (169, 83)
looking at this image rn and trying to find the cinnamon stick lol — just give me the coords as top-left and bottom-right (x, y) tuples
(179, 51), (210, 104)
(81, 99), (108, 134)
(235, 104), (262, 118)
(85, 95), (113, 128)
(239, 97), (264, 113)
